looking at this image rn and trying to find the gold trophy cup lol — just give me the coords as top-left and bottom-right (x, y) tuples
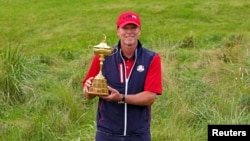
(88, 35), (113, 95)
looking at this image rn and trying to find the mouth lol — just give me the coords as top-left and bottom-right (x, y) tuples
(125, 37), (134, 41)
(126, 36), (135, 40)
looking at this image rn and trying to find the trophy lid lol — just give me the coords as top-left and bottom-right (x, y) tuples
(94, 34), (111, 48)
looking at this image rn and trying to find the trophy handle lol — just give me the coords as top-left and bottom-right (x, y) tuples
(102, 34), (107, 42)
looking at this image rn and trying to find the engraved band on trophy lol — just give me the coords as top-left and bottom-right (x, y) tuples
(88, 35), (113, 96)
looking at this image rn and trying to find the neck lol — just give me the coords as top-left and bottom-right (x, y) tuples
(121, 45), (136, 59)
(119, 39), (139, 59)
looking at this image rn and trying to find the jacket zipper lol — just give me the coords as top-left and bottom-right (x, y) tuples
(120, 49), (137, 136)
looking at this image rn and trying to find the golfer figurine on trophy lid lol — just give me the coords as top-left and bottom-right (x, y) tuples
(88, 35), (113, 96)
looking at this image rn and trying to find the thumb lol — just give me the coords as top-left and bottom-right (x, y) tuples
(107, 86), (118, 93)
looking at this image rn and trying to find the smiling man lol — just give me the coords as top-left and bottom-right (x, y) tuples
(82, 11), (162, 141)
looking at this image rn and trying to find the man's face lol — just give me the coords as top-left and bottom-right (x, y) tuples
(117, 23), (141, 47)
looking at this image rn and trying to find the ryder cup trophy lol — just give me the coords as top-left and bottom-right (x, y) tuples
(88, 35), (113, 95)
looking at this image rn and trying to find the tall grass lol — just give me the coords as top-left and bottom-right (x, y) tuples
(0, 0), (250, 141)
(0, 44), (26, 105)
(150, 33), (250, 140)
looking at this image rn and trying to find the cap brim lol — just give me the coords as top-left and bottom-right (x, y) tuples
(119, 21), (140, 27)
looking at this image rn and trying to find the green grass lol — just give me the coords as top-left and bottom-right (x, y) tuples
(0, 0), (250, 140)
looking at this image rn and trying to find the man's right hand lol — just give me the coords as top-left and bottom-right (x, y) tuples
(83, 77), (96, 100)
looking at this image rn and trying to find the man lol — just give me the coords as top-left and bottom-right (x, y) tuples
(82, 11), (162, 141)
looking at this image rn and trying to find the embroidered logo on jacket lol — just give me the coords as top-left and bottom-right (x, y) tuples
(137, 65), (145, 72)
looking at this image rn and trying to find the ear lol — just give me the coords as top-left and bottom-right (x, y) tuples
(138, 29), (141, 36)
(116, 28), (120, 36)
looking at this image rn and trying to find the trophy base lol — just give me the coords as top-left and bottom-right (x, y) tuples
(87, 78), (109, 96)
(87, 91), (109, 96)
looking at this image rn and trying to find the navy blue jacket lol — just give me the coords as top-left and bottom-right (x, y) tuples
(97, 40), (156, 136)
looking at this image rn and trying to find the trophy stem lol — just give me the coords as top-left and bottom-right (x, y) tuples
(94, 54), (105, 80)
(99, 54), (105, 71)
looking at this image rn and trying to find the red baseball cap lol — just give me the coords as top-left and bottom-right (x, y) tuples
(116, 11), (141, 28)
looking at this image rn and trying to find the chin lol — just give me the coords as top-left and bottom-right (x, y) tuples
(125, 42), (134, 47)
(126, 44), (133, 47)
(125, 40), (136, 45)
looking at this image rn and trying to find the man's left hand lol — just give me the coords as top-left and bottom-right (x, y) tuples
(99, 86), (123, 102)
